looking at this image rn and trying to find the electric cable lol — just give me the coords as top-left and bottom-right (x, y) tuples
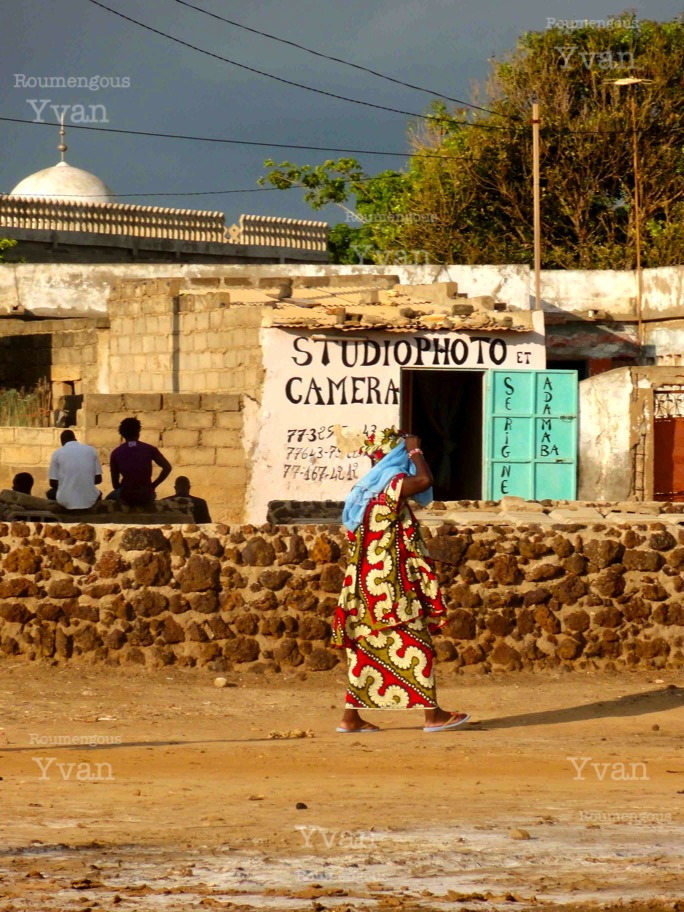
(84, 0), (503, 129)
(170, 0), (510, 119)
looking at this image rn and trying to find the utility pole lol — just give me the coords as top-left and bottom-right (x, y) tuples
(630, 84), (643, 349)
(532, 102), (541, 311)
(609, 77), (652, 353)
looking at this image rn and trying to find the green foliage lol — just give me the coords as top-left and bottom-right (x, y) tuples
(260, 12), (684, 268)
(0, 238), (20, 263)
(0, 379), (51, 427)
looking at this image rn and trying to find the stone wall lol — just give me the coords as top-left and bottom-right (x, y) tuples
(82, 392), (246, 523)
(0, 518), (681, 673)
(107, 279), (264, 398)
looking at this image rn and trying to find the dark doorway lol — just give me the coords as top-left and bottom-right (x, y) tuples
(547, 359), (589, 380)
(401, 370), (483, 500)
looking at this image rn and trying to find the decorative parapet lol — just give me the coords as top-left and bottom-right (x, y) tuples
(225, 214), (328, 251)
(0, 197), (329, 251)
(0, 195), (226, 243)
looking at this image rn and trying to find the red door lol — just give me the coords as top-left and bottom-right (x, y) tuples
(654, 417), (684, 501)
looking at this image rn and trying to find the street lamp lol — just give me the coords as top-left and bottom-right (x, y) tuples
(609, 76), (652, 353)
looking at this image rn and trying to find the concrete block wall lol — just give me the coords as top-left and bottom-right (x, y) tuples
(0, 335), (51, 388)
(0, 318), (106, 396)
(82, 392), (245, 522)
(107, 278), (265, 400)
(0, 427), (63, 494)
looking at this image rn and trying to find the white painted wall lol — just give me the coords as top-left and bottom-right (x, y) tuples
(3, 261), (684, 324)
(245, 326), (546, 522)
(578, 368), (633, 500)
(643, 267), (684, 315)
(541, 270), (636, 316)
(0, 262), (531, 316)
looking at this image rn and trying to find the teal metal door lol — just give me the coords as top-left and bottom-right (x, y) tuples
(484, 370), (578, 500)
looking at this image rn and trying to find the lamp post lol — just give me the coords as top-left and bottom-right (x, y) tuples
(610, 76), (651, 353)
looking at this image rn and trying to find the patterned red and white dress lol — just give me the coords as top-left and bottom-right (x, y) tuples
(332, 474), (446, 709)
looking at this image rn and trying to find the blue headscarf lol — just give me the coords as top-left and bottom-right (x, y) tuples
(342, 438), (433, 533)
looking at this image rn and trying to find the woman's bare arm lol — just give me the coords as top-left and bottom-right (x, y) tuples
(400, 434), (433, 498)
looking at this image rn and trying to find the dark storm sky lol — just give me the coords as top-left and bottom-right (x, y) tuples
(1, 0), (680, 225)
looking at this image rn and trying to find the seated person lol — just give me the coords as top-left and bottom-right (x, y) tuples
(48, 430), (102, 510)
(109, 417), (172, 506)
(12, 472), (34, 495)
(161, 475), (212, 523)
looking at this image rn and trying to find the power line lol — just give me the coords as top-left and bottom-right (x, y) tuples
(84, 0), (502, 129)
(170, 0), (510, 120)
(0, 115), (479, 159)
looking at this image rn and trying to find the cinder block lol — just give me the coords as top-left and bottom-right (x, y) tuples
(133, 409), (175, 430)
(123, 394), (162, 411)
(200, 393), (241, 411)
(189, 277), (222, 288)
(0, 428), (16, 444)
(84, 394), (124, 413)
(201, 428), (235, 448)
(50, 365), (82, 382)
(163, 394), (201, 410)
(96, 410), (130, 429)
(221, 277), (254, 288)
(178, 448), (216, 466)
(214, 446), (244, 466)
(244, 366), (265, 392)
(207, 466), (248, 487)
(194, 312), (211, 332)
(85, 428), (119, 448)
(15, 427), (60, 444)
(216, 412), (242, 430)
(177, 411), (214, 430)
(2, 446), (42, 466)
(162, 429), (199, 447)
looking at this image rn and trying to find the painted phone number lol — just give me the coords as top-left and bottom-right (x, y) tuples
(282, 463), (359, 481)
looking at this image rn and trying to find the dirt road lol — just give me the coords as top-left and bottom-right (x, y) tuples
(0, 663), (682, 911)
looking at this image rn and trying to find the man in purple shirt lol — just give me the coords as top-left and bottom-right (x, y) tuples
(109, 417), (172, 506)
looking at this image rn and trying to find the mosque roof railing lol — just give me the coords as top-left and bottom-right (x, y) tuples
(0, 196), (329, 250)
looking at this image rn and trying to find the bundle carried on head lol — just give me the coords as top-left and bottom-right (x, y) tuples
(334, 425), (405, 461)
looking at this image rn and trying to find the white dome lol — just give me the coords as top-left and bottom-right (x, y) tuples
(10, 161), (116, 204)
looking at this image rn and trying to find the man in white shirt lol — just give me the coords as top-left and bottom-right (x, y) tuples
(48, 430), (102, 510)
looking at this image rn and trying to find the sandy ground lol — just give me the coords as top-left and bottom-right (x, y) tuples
(0, 662), (682, 912)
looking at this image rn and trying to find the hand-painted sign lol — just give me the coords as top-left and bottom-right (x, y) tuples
(246, 328), (546, 521)
(484, 370), (578, 500)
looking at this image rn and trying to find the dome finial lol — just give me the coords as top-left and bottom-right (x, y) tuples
(57, 113), (67, 163)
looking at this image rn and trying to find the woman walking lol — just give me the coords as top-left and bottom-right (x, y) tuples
(332, 428), (470, 734)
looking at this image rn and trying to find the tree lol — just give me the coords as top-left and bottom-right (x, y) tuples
(259, 158), (414, 264)
(0, 238), (20, 263)
(260, 12), (684, 268)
